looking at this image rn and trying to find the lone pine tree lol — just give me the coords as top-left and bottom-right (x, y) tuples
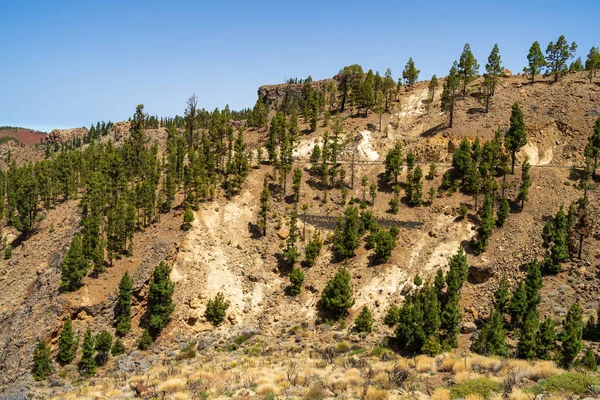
(148, 262), (175, 334)
(116, 271), (133, 336)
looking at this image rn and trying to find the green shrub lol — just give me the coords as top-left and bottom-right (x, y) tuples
(177, 341), (197, 360)
(94, 330), (113, 366)
(450, 377), (501, 399)
(321, 268), (354, 319)
(384, 305), (400, 326)
(4, 245), (12, 260)
(138, 329), (153, 350)
(354, 306), (373, 333)
(111, 338), (125, 356)
(541, 372), (600, 395)
(205, 292), (230, 326)
(32, 341), (51, 381)
(288, 267), (304, 296)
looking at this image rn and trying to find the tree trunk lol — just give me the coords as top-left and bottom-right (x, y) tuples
(579, 233), (584, 259)
(511, 150), (516, 174)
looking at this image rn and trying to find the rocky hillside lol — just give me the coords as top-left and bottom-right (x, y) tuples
(2, 69), (600, 399)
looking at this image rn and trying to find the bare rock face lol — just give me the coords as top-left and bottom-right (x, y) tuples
(257, 78), (335, 107)
(42, 127), (88, 144)
(469, 264), (494, 284)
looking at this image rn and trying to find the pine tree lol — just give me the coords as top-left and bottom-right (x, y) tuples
(304, 231), (323, 267)
(12, 166), (39, 238)
(116, 272), (133, 336)
(60, 234), (89, 291)
(384, 304), (400, 326)
(496, 197), (510, 227)
(458, 43), (480, 95)
(581, 348), (597, 371)
(585, 47), (600, 83)
(542, 206), (569, 274)
(205, 292), (230, 326)
(427, 75), (439, 111)
(288, 267), (304, 296)
(33, 340), (51, 381)
(284, 206), (300, 264)
(321, 268), (355, 319)
(292, 167), (302, 203)
(493, 275), (510, 314)
(441, 62), (460, 128)
(111, 338), (125, 356)
(410, 166), (423, 206)
(476, 194), (495, 254)
(442, 292), (461, 348)
(559, 303), (583, 368)
(373, 226), (398, 264)
(482, 44), (502, 113)
(384, 142), (403, 186)
(434, 268), (445, 298)
(505, 102), (527, 174)
(95, 330), (112, 366)
(517, 158), (532, 209)
(537, 317), (557, 359)
(524, 41), (546, 84)
(569, 57), (584, 72)
(182, 204), (195, 231)
(79, 327), (96, 376)
(57, 317), (75, 365)
(517, 310), (540, 359)
(545, 35), (577, 82)
(148, 262), (175, 334)
(138, 329), (153, 350)
(472, 310), (507, 356)
(584, 117), (600, 178)
(402, 58), (420, 86)
(524, 261), (543, 310)
(446, 248), (469, 294)
(509, 280), (528, 328)
(334, 206), (361, 259)
(354, 306), (373, 333)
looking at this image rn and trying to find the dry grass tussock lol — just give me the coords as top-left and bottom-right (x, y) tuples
(46, 348), (572, 399)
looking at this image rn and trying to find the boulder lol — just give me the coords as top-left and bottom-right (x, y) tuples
(469, 264), (494, 284)
(461, 321), (478, 333)
(502, 68), (513, 78)
(277, 229), (289, 240)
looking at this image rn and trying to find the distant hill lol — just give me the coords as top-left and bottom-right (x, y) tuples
(0, 126), (47, 145)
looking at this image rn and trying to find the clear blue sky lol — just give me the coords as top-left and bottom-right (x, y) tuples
(1, 0), (599, 132)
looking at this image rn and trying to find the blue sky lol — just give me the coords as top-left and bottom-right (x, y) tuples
(1, 0), (599, 132)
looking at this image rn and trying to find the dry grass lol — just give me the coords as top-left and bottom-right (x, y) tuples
(464, 395), (485, 400)
(452, 356), (473, 373)
(439, 356), (458, 372)
(365, 387), (388, 400)
(172, 392), (192, 400)
(508, 388), (531, 400)
(156, 377), (186, 392)
(454, 370), (472, 384)
(256, 382), (281, 396)
(430, 387), (451, 400)
(529, 360), (561, 380)
(49, 349), (571, 400)
(415, 355), (435, 373)
(471, 355), (502, 373)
